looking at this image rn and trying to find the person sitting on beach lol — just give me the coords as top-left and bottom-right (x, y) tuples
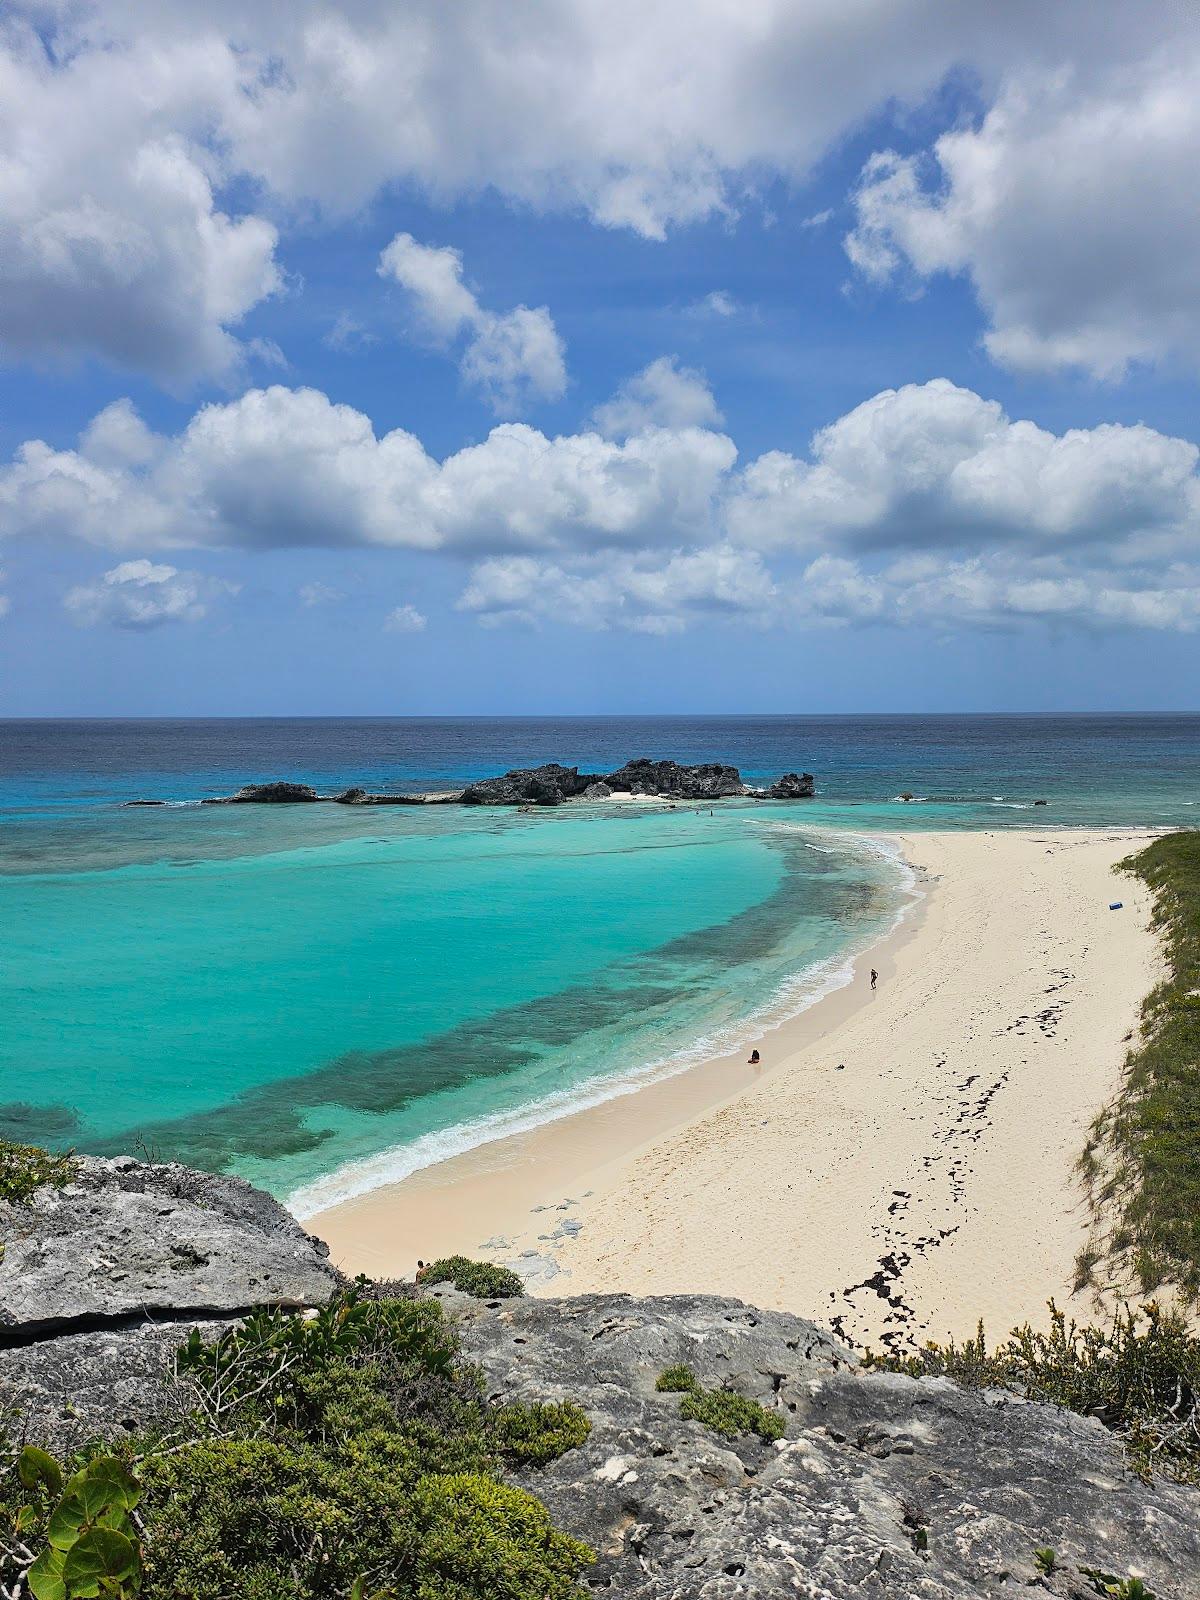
(748, 1048), (761, 1064)
(870, 968), (878, 990)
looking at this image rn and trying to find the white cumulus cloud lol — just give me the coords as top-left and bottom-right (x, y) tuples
(846, 46), (1200, 377)
(384, 603), (427, 633)
(592, 357), (723, 438)
(4, 1), (1194, 386)
(63, 559), (238, 628)
(6, 373), (1200, 637)
(379, 233), (567, 415)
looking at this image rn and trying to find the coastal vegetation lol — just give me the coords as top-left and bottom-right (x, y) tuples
(1, 1287), (593, 1599)
(1079, 830), (1200, 1299)
(0, 1141), (77, 1207)
(655, 1364), (785, 1443)
(864, 1299), (1200, 1484)
(420, 1257), (526, 1299)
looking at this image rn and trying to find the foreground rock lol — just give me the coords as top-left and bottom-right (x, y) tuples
(448, 1289), (1200, 1599)
(0, 1156), (338, 1337)
(7, 1160), (1193, 1595)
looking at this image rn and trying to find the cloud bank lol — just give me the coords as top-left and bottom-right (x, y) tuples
(3, 2), (1196, 381)
(5, 370), (1199, 635)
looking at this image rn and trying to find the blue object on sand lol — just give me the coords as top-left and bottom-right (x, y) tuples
(1109, 901), (1123, 910)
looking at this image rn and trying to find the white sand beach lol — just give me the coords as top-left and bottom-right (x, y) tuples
(311, 827), (1163, 1350)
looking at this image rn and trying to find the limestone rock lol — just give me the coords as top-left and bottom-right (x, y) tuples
(444, 1289), (1200, 1599)
(0, 1321), (224, 1452)
(0, 1157), (339, 1335)
(459, 764), (597, 806)
(603, 759), (745, 799)
(214, 777), (321, 800)
(765, 771), (816, 798)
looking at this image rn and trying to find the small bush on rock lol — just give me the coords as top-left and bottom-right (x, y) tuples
(421, 1257), (526, 1299)
(655, 1365), (699, 1394)
(655, 1366), (784, 1443)
(0, 1140), (77, 1207)
(490, 1401), (591, 1468)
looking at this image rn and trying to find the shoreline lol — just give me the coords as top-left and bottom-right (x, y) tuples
(289, 824), (917, 1219)
(310, 826), (1163, 1348)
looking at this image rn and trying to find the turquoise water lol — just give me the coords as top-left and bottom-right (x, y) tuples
(2, 716), (1196, 1206)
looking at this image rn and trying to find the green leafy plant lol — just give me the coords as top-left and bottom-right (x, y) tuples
(0, 1141), (77, 1207)
(864, 1299), (1199, 1483)
(655, 1366), (784, 1443)
(420, 1257), (526, 1299)
(18, 1453), (143, 1600)
(1033, 1547), (1058, 1576)
(1080, 1569), (1157, 1599)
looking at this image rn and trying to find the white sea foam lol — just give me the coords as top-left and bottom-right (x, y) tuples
(287, 826), (920, 1220)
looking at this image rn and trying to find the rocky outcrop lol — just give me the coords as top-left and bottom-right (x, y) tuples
(331, 788), (432, 805)
(446, 1289), (1200, 1599)
(138, 758), (817, 809)
(0, 1156), (338, 1338)
(603, 759), (745, 799)
(460, 763), (598, 806)
(208, 781), (321, 804)
(764, 771), (816, 798)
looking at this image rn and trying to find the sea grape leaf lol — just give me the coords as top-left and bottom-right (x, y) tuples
(27, 1543), (67, 1600)
(62, 1527), (141, 1596)
(18, 1445), (63, 1497)
(47, 1460), (138, 1550)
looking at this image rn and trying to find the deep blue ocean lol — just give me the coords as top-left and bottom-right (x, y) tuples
(2, 716), (1196, 1209)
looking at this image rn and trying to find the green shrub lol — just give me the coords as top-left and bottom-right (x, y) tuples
(1, 1288), (594, 1600)
(1080, 832), (1200, 1299)
(421, 1257), (526, 1299)
(656, 1366), (784, 1443)
(865, 1299), (1199, 1483)
(654, 1365), (699, 1394)
(679, 1388), (785, 1443)
(0, 1140), (77, 1206)
(137, 1438), (591, 1599)
(489, 1401), (591, 1468)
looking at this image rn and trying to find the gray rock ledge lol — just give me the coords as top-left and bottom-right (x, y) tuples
(0, 1156), (339, 1337)
(440, 1288), (1200, 1600)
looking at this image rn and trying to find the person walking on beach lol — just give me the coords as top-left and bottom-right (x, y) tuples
(870, 968), (878, 991)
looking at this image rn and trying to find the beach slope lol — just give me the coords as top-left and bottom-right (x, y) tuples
(311, 828), (1162, 1349)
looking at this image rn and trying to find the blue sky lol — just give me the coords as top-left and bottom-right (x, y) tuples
(2, 2), (1199, 714)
